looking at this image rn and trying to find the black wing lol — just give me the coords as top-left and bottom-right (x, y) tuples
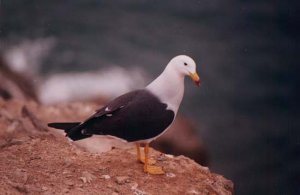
(81, 90), (175, 142)
(66, 90), (141, 140)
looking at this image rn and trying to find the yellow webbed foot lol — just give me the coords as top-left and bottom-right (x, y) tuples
(144, 165), (165, 175)
(138, 143), (164, 175)
(139, 154), (156, 165)
(136, 144), (156, 165)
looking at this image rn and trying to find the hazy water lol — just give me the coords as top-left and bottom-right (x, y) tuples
(1, 1), (299, 194)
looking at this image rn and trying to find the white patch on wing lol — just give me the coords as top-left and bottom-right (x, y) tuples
(106, 114), (113, 117)
(105, 107), (110, 111)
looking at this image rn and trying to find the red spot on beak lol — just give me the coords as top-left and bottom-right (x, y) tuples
(189, 72), (201, 87)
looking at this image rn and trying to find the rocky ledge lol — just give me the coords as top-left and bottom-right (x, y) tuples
(0, 99), (233, 194)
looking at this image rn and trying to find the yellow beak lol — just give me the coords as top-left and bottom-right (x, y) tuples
(189, 72), (201, 86)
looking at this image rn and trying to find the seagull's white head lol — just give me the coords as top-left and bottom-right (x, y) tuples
(166, 55), (201, 86)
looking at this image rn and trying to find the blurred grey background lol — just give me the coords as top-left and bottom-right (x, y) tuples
(0, 0), (299, 194)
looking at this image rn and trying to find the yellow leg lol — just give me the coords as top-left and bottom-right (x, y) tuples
(136, 143), (155, 165)
(143, 143), (164, 175)
(136, 143), (141, 161)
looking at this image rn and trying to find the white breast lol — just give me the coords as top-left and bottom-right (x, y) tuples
(146, 67), (185, 115)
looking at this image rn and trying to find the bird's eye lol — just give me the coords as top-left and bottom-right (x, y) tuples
(184, 62), (188, 66)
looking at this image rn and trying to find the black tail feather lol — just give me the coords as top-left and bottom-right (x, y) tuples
(48, 122), (92, 141)
(48, 122), (80, 132)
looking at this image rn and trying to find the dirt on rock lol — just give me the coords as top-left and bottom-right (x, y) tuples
(0, 99), (233, 195)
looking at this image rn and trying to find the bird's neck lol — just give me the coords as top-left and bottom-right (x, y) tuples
(146, 67), (185, 114)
